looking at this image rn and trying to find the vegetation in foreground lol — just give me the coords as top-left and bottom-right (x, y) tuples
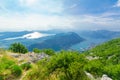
(0, 50), (22, 80)
(1, 38), (120, 80)
(23, 51), (89, 80)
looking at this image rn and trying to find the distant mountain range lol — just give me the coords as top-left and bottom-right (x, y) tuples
(71, 30), (120, 51)
(29, 32), (84, 51)
(0, 30), (120, 51)
(78, 30), (120, 39)
(0, 31), (84, 51)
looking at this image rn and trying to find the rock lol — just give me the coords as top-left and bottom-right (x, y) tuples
(10, 54), (21, 58)
(101, 74), (112, 80)
(85, 71), (95, 80)
(28, 52), (49, 63)
(10, 52), (49, 63)
(86, 56), (99, 60)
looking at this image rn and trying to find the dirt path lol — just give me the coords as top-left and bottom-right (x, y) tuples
(19, 71), (28, 80)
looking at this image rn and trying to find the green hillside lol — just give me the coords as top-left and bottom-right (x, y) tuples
(84, 38), (120, 80)
(88, 38), (120, 57)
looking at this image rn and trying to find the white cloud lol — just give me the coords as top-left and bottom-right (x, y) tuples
(19, 0), (64, 13)
(0, 14), (73, 31)
(0, 0), (120, 31)
(114, 0), (120, 7)
(0, 13), (120, 31)
(4, 32), (52, 40)
(19, 0), (38, 6)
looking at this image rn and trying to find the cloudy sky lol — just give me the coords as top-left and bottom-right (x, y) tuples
(0, 0), (120, 31)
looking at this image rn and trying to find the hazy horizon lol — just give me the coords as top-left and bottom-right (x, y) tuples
(0, 0), (120, 31)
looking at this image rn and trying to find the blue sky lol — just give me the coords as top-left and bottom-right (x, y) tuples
(0, 0), (120, 31)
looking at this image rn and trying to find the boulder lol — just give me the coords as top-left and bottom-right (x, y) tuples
(101, 74), (112, 80)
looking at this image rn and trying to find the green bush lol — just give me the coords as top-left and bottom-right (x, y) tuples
(0, 56), (15, 73)
(24, 51), (89, 80)
(46, 51), (89, 80)
(43, 49), (55, 56)
(11, 65), (22, 77)
(104, 64), (120, 80)
(20, 62), (32, 70)
(33, 48), (55, 55)
(0, 76), (3, 80)
(33, 48), (41, 53)
(0, 56), (21, 79)
(9, 42), (28, 54)
(84, 59), (104, 77)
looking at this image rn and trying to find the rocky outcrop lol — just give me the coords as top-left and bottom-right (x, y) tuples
(101, 74), (112, 80)
(85, 72), (113, 80)
(86, 56), (99, 60)
(10, 52), (49, 63)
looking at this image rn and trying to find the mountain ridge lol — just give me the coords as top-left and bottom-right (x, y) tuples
(29, 32), (85, 51)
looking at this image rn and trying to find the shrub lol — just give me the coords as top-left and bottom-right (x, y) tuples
(23, 63), (47, 80)
(0, 76), (3, 80)
(33, 48), (41, 53)
(43, 49), (55, 56)
(0, 56), (19, 79)
(24, 51), (89, 80)
(20, 62), (32, 71)
(46, 51), (89, 80)
(84, 59), (104, 77)
(9, 42), (28, 54)
(104, 64), (120, 80)
(11, 65), (22, 77)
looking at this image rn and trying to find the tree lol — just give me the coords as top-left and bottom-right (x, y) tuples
(9, 42), (28, 54)
(43, 49), (55, 56)
(33, 48), (41, 53)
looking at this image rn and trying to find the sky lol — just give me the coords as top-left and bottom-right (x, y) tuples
(0, 0), (120, 31)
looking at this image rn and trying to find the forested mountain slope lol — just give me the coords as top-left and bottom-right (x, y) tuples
(84, 38), (120, 80)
